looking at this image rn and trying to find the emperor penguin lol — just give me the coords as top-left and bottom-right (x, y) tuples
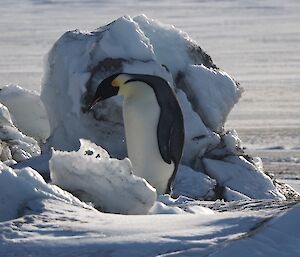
(88, 73), (184, 195)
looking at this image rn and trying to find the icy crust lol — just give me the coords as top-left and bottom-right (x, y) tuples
(0, 162), (88, 222)
(39, 15), (291, 202)
(0, 103), (40, 163)
(49, 139), (157, 215)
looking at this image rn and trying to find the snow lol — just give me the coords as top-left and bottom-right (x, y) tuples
(0, 163), (88, 222)
(203, 157), (285, 200)
(38, 14), (293, 204)
(12, 153), (52, 180)
(133, 14), (195, 75)
(0, 84), (50, 143)
(0, 1), (299, 256)
(206, 203), (300, 257)
(172, 165), (216, 200)
(0, 197), (299, 257)
(182, 64), (241, 132)
(0, 103), (40, 163)
(40, 14), (240, 160)
(50, 139), (157, 214)
(100, 16), (155, 61)
(176, 90), (220, 163)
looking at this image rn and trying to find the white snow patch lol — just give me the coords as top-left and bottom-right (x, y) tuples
(100, 16), (155, 61)
(203, 157), (285, 200)
(223, 187), (252, 201)
(0, 84), (50, 143)
(184, 64), (241, 131)
(0, 162), (87, 222)
(133, 14), (192, 75)
(172, 165), (216, 200)
(222, 129), (244, 155)
(0, 103), (41, 162)
(208, 204), (300, 257)
(149, 201), (185, 214)
(49, 139), (157, 214)
(162, 194), (214, 213)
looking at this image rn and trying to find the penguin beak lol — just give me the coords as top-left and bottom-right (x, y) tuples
(87, 96), (102, 110)
(87, 73), (120, 111)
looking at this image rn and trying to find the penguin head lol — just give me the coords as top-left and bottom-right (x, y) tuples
(88, 73), (120, 109)
(88, 73), (136, 109)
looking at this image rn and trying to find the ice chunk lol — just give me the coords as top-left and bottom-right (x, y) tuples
(172, 165), (216, 200)
(149, 201), (185, 214)
(155, 194), (214, 214)
(0, 84), (50, 143)
(0, 103), (40, 162)
(133, 14), (192, 75)
(182, 65), (241, 132)
(134, 14), (217, 75)
(49, 139), (157, 214)
(203, 157), (285, 200)
(99, 16), (155, 61)
(223, 187), (251, 201)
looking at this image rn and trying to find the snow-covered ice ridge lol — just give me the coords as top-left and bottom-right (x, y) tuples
(0, 14), (300, 257)
(40, 14), (296, 204)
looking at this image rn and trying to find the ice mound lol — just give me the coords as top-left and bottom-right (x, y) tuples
(0, 84), (50, 143)
(0, 103), (40, 163)
(40, 14), (290, 201)
(0, 162), (87, 222)
(41, 14), (240, 161)
(49, 139), (157, 214)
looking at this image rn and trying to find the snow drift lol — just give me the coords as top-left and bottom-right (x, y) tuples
(50, 139), (156, 214)
(0, 162), (88, 222)
(40, 14), (291, 201)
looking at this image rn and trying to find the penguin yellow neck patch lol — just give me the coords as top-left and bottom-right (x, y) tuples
(112, 79), (121, 87)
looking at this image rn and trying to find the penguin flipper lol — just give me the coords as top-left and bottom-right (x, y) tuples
(153, 75), (184, 171)
(157, 101), (184, 168)
(158, 99), (184, 194)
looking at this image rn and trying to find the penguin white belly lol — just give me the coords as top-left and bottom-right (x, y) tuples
(122, 84), (174, 195)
